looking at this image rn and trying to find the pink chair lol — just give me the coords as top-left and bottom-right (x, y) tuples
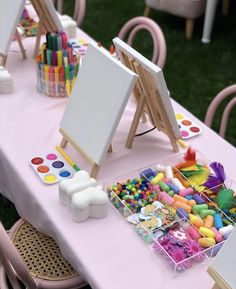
(0, 219), (87, 289)
(53, 0), (86, 27)
(204, 84), (236, 138)
(144, 0), (206, 39)
(118, 16), (167, 68)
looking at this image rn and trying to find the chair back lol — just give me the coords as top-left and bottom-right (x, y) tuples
(0, 222), (37, 289)
(54, 0), (86, 27)
(204, 84), (236, 138)
(118, 16), (167, 68)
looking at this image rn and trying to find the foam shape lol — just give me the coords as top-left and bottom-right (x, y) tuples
(71, 186), (109, 222)
(59, 15), (77, 39)
(59, 170), (97, 208)
(0, 66), (13, 94)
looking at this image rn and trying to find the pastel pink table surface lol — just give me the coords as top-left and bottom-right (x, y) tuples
(1, 28), (236, 289)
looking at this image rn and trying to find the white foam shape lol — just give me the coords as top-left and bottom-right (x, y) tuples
(165, 165), (174, 179)
(59, 15), (77, 39)
(0, 66), (13, 94)
(170, 177), (185, 190)
(59, 170), (97, 208)
(71, 186), (109, 222)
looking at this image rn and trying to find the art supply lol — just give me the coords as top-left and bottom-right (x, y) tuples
(56, 146), (80, 171)
(113, 37), (181, 153)
(30, 153), (73, 184)
(175, 113), (202, 139)
(0, 66), (14, 94)
(107, 148), (235, 274)
(36, 31), (80, 97)
(0, 0), (26, 66)
(59, 43), (137, 177)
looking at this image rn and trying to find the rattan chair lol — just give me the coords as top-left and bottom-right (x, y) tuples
(53, 0), (86, 27)
(118, 16), (166, 68)
(0, 219), (87, 289)
(204, 84), (236, 139)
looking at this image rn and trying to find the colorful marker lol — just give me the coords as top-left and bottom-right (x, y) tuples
(49, 66), (55, 97)
(55, 146), (80, 171)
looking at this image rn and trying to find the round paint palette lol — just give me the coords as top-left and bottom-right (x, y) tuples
(175, 113), (202, 139)
(30, 153), (73, 184)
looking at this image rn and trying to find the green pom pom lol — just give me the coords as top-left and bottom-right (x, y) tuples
(216, 188), (236, 210)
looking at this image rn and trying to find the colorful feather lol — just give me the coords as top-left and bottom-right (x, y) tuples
(184, 147), (196, 161)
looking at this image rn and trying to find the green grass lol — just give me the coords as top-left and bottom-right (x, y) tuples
(1, 0), (236, 235)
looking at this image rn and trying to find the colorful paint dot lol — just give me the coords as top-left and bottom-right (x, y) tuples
(46, 153), (57, 160)
(31, 157), (44, 165)
(181, 130), (189, 138)
(59, 170), (71, 178)
(176, 113), (184, 120)
(37, 165), (49, 173)
(52, 161), (64, 168)
(44, 175), (57, 183)
(190, 126), (200, 133)
(182, 120), (192, 126)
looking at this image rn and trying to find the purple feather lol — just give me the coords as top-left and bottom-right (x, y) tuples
(210, 162), (226, 183)
(202, 162), (226, 192)
(202, 175), (222, 192)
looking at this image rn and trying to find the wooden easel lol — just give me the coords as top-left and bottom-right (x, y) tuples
(30, 0), (60, 57)
(59, 128), (112, 178)
(0, 29), (27, 67)
(120, 51), (179, 153)
(207, 266), (232, 289)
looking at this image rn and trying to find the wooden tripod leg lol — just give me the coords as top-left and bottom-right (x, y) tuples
(34, 19), (43, 57)
(108, 144), (113, 153)
(60, 137), (68, 148)
(126, 92), (146, 149)
(15, 29), (27, 59)
(0, 54), (7, 67)
(90, 163), (100, 178)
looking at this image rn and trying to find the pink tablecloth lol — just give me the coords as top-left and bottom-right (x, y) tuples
(1, 29), (236, 289)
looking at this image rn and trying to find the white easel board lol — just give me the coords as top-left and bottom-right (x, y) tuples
(0, 0), (25, 55)
(113, 37), (181, 140)
(208, 227), (236, 289)
(42, 0), (63, 31)
(60, 43), (137, 165)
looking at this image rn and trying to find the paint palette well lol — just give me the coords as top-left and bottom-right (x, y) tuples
(30, 153), (73, 184)
(175, 113), (202, 139)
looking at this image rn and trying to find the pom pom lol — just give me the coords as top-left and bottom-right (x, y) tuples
(216, 188), (236, 210)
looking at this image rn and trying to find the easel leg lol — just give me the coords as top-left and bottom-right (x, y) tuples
(0, 55), (7, 67)
(15, 29), (27, 59)
(126, 93), (146, 149)
(90, 163), (100, 178)
(108, 144), (113, 153)
(34, 19), (43, 57)
(60, 137), (68, 148)
(212, 284), (220, 289)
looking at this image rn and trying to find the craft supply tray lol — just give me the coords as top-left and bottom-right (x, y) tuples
(30, 153), (74, 184)
(105, 150), (235, 277)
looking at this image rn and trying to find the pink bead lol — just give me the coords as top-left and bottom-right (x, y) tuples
(187, 225), (201, 240)
(211, 227), (223, 243)
(158, 191), (174, 205)
(179, 188), (194, 197)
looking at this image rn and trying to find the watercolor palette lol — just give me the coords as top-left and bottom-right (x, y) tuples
(175, 113), (202, 139)
(30, 153), (73, 184)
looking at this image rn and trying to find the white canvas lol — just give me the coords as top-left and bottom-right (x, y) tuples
(60, 43), (137, 165)
(113, 37), (180, 139)
(0, 0), (25, 55)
